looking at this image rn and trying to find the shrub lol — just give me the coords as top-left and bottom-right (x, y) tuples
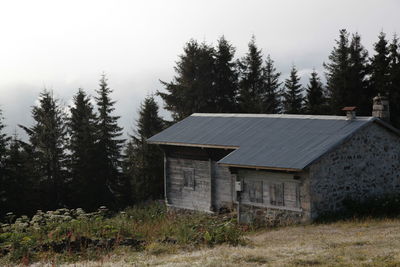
(0, 202), (244, 264)
(343, 193), (400, 218)
(316, 193), (400, 222)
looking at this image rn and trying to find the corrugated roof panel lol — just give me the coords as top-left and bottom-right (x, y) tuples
(147, 114), (375, 170)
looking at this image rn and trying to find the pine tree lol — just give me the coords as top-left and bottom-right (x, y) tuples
(283, 65), (303, 114)
(370, 32), (390, 97)
(19, 90), (67, 210)
(67, 89), (103, 210)
(95, 74), (125, 207)
(214, 36), (238, 112)
(389, 34), (400, 127)
(237, 36), (266, 113)
(0, 109), (10, 215)
(262, 55), (281, 113)
(0, 108), (7, 169)
(304, 70), (326, 114)
(324, 29), (351, 115)
(124, 96), (164, 203)
(348, 33), (370, 115)
(159, 40), (216, 120)
(2, 134), (37, 216)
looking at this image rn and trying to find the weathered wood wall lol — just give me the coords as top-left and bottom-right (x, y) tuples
(212, 162), (234, 210)
(237, 170), (305, 210)
(166, 157), (211, 212)
(164, 146), (233, 212)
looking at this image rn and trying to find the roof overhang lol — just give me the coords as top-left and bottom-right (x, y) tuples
(147, 140), (239, 150)
(218, 162), (303, 172)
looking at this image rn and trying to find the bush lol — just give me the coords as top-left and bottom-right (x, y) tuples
(0, 202), (244, 265)
(343, 193), (400, 218)
(316, 193), (400, 222)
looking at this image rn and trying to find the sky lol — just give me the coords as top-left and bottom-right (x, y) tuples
(0, 0), (399, 137)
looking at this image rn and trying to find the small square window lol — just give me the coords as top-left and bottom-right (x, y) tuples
(183, 169), (195, 190)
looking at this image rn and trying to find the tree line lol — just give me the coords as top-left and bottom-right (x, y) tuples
(0, 75), (164, 216)
(1, 29), (400, 217)
(160, 30), (400, 125)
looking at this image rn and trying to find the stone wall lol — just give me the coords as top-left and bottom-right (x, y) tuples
(239, 204), (304, 226)
(309, 122), (400, 218)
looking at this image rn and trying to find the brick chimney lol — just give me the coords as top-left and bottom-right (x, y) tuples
(372, 94), (390, 122)
(342, 106), (357, 120)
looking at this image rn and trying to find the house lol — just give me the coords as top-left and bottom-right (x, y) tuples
(147, 96), (400, 224)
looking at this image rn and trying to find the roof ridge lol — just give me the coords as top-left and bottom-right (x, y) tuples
(191, 113), (373, 121)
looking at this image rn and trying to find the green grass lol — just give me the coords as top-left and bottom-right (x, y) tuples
(0, 202), (243, 265)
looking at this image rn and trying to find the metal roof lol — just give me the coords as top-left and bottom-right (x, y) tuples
(147, 113), (377, 171)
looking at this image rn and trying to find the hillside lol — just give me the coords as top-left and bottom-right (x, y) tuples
(31, 218), (400, 266)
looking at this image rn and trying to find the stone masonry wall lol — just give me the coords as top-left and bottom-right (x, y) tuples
(239, 204), (304, 226)
(309, 122), (400, 218)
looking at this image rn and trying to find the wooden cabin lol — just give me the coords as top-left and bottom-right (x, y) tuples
(148, 102), (400, 224)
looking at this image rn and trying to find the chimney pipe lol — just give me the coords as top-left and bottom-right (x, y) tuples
(342, 106), (357, 121)
(372, 94), (390, 122)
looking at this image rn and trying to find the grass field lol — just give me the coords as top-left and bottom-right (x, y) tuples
(2, 202), (400, 266)
(30, 217), (400, 267)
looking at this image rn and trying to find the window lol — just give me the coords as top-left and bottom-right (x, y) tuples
(183, 168), (195, 190)
(270, 183), (284, 206)
(248, 181), (263, 203)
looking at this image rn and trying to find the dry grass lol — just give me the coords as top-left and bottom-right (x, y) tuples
(32, 217), (400, 266)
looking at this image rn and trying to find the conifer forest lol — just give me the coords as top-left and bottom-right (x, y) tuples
(1, 29), (400, 218)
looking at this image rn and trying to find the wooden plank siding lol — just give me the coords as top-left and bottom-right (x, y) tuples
(166, 156), (234, 212)
(238, 170), (302, 211)
(166, 157), (213, 212)
(162, 146), (310, 220)
(163, 146), (234, 212)
(212, 162), (235, 210)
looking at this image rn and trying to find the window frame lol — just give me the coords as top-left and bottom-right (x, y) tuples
(269, 182), (285, 206)
(248, 180), (263, 203)
(183, 168), (195, 190)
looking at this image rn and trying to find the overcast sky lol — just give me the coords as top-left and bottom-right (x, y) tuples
(1, 0), (399, 137)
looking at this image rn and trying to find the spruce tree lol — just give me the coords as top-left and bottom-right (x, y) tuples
(159, 40), (216, 120)
(0, 108), (7, 169)
(324, 29), (351, 114)
(237, 36), (266, 113)
(214, 36), (238, 112)
(124, 96), (164, 203)
(2, 134), (37, 216)
(370, 32), (390, 96)
(389, 34), (400, 127)
(19, 90), (67, 210)
(325, 30), (372, 115)
(283, 65), (303, 114)
(262, 55), (281, 113)
(348, 33), (370, 115)
(67, 89), (102, 210)
(0, 109), (10, 216)
(304, 70), (326, 114)
(95, 74), (125, 207)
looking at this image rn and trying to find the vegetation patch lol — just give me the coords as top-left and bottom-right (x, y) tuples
(242, 255), (269, 264)
(315, 193), (400, 223)
(291, 259), (322, 266)
(0, 202), (243, 265)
